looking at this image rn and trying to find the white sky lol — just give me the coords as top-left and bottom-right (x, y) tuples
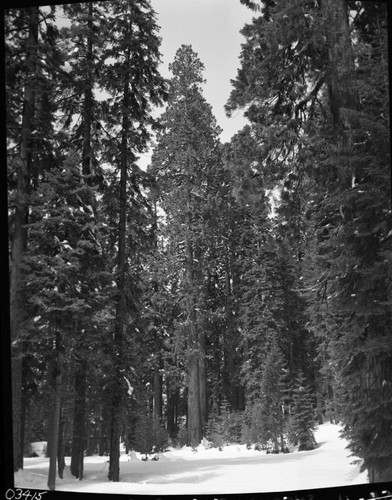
(135, 0), (254, 168)
(150, 0), (254, 142)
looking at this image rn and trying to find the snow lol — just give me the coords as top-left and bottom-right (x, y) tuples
(28, 442), (47, 458)
(14, 423), (368, 495)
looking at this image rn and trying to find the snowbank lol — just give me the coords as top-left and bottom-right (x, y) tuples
(14, 423), (368, 495)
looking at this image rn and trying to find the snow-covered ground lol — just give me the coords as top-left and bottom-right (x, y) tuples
(14, 423), (368, 495)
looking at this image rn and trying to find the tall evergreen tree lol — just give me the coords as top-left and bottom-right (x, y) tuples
(6, 5), (70, 473)
(149, 45), (223, 446)
(289, 371), (317, 451)
(98, 0), (167, 481)
(258, 334), (290, 453)
(58, 2), (108, 480)
(229, 0), (391, 480)
(7, 7), (40, 472)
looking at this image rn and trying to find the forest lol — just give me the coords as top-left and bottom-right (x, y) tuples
(5, 0), (392, 491)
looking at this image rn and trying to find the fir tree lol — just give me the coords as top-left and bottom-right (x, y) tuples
(259, 335), (291, 453)
(98, 0), (167, 481)
(289, 371), (317, 451)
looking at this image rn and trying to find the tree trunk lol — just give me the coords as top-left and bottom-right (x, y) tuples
(323, 0), (360, 140)
(185, 238), (203, 447)
(57, 407), (66, 479)
(47, 328), (64, 491)
(99, 404), (109, 456)
(68, 4), (94, 479)
(9, 6), (38, 472)
(108, 39), (132, 481)
(187, 347), (202, 447)
(166, 373), (178, 439)
(108, 404), (120, 481)
(82, 2), (93, 182)
(198, 330), (207, 433)
(224, 264), (236, 409)
(70, 356), (87, 479)
(153, 356), (163, 428)
(19, 354), (30, 462)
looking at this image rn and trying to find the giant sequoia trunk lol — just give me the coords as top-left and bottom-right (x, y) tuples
(9, 6), (38, 472)
(187, 346), (202, 446)
(198, 329), (207, 432)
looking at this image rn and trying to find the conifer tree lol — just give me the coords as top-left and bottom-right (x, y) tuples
(6, 5), (71, 474)
(228, 0), (391, 480)
(149, 45), (223, 446)
(58, 2), (110, 480)
(289, 371), (317, 451)
(259, 335), (290, 453)
(6, 6), (40, 472)
(98, 0), (167, 481)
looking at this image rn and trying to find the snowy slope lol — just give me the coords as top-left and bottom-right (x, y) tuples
(14, 423), (368, 495)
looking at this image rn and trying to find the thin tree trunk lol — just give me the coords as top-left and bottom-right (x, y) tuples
(153, 352), (163, 428)
(166, 373), (178, 439)
(198, 330), (207, 433)
(69, 5), (94, 479)
(166, 392), (175, 439)
(57, 407), (65, 479)
(108, 36), (132, 481)
(82, 2), (93, 182)
(47, 328), (64, 491)
(10, 6), (38, 472)
(19, 354), (30, 462)
(108, 401), (121, 481)
(99, 404), (109, 456)
(70, 356), (87, 479)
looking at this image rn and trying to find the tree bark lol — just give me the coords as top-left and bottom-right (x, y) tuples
(153, 351), (163, 428)
(185, 237), (203, 447)
(166, 373), (178, 439)
(47, 328), (64, 491)
(9, 6), (38, 472)
(323, 0), (360, 140)
(82, 2), (93, 183)
(99, 404), (109, 456)
(57, 407), (66, 479)
(187, 347), (202, 447)
(198, 330), (207, 433)
(70, 356), (87, 479)
(108, 37), (131, 482)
